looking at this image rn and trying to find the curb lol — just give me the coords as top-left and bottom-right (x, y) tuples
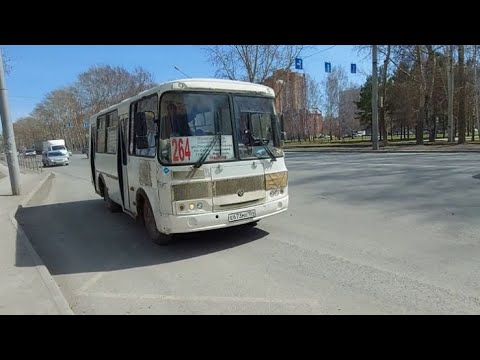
(8, 171), (74, 315)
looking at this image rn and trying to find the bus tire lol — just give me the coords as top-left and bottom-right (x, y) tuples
(104, 187), (121, 213)
(143, 199), (174, 246)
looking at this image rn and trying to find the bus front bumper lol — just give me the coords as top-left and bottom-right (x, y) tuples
(163, 195), (289, 234)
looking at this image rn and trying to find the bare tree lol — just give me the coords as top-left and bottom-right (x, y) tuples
(14, 65), (156, 150)
(204, 45), (305, 85)
(322, 66), (348, 140)
(338, 87), (361, 137)
(303, 74), (322, 139)
(73, 65), (156, 115)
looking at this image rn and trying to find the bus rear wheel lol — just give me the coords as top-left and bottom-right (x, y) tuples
(143, 199), (174, 246)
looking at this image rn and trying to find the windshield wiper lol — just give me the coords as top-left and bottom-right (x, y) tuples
(193, 132), (221, 169)
(247, 131), (276, 162)
(257, 139), (276, 162)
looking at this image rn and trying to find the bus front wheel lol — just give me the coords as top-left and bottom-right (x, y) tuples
(143, 199), (174, 246)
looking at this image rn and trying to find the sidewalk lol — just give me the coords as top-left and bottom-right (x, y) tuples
(0, 163), (73, 314)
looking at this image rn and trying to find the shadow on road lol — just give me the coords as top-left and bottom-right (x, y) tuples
(14, 199), (268, 275)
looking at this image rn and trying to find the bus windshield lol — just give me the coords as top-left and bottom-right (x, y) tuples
(233, 95), (283, 160)
(158, 92), (282, 165)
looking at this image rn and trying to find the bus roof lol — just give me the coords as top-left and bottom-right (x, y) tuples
(92, 78), (275, 118)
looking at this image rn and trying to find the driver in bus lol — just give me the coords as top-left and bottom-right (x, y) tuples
(159, 103), (192, 162)
(164, 103), (192, 138)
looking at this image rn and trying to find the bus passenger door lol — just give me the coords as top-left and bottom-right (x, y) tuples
(118, 116), (131, 211)
(90, 123), (97, 192)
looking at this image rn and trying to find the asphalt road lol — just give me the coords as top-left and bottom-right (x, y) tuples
(15, 152), (480, 314)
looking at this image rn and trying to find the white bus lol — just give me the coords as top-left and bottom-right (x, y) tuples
(89, 78), (288, 245)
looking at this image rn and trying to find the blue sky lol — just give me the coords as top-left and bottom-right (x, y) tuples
(0, 45), (371, 124)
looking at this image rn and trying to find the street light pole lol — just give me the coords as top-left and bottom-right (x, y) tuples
(372, 45), (379, 150)
(0, 50), (21, 195)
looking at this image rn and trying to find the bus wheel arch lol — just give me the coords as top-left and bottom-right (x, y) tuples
(99, 175), (121, 213)
(97, 175), (106, 197)
(136, 189), (173, 246)
(135, 189), (148, 225)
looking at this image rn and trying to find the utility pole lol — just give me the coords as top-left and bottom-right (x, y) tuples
(447, 45), (454, 143)
(0, 50), (21, 195)
(372, 45), (379, 150)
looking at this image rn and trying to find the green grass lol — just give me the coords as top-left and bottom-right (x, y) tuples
(283, 134), (470, 147)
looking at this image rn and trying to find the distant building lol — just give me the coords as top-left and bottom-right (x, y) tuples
(306, 108), (324, 138)
(263, 70), (307, 139)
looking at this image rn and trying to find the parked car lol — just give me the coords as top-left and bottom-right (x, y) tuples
(24, 149), (36, 156)
(42, 151), (69, 167)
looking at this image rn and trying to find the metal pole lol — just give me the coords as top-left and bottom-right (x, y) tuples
(475, 45), (479, 142)
(372, 45), (379, 150)
(448, 45), (454, 142)
(0, 50), (21, 195)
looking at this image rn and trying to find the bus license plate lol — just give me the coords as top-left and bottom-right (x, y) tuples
(228, 210), (256, 222)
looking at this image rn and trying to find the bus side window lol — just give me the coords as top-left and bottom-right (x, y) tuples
(132, 95), (158, 157)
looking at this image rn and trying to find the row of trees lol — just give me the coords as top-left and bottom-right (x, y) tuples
(12, 65), (156, 150)
(8, 45), (357, 148)
(205, 45), (363, 141)
(10, 45), (475, 149)
(355, 45), (480, 146)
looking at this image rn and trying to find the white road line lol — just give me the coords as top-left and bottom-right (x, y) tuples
(77, 291), (322, 308)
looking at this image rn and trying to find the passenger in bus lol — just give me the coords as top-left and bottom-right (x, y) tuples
(238, 113), (250, 145)
(164, 103), (192, 138)
(137, 112), (157, 157)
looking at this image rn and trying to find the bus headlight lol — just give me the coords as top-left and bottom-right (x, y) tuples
(175, 200), (208, 214)
(270, 189), (280, 197)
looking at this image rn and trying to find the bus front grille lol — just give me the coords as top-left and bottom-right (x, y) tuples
(213, 175), (265, 197)
(172, 175), (266, 203)
(172, 182), (212, 201)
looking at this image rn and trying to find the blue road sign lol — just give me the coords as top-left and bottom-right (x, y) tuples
(66, 122), (73, 128)
(351, 63), (357, 74)
(295, 58), (303, 70)
(325, 62), (332, 73)
(83, 122), (89, 128)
